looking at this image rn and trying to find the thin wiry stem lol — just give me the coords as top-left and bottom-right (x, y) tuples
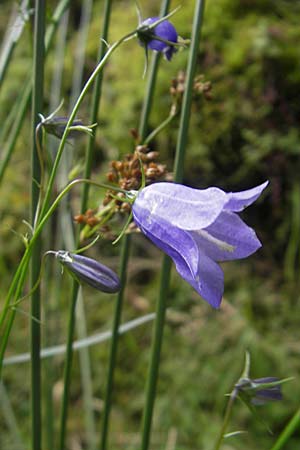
(213, 391), (236, 450)
(57, 1), (96, 448)
(31, 2), (46, 450)
(269, 407), (300, 450)
(99, 235), (131, 450)
(99, 2), (170, 447)
(140, 1), (206, 449)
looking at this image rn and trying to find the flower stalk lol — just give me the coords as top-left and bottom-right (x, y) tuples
(140, 1), (206, 449)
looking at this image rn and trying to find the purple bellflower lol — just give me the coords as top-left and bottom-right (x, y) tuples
(56, 251), (121, 294)
(138, 17), (178, 61)
(132, 181), (268, 308)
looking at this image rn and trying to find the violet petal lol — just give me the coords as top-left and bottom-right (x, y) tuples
(134, 182), (227, 230)
(225, 181), (269, 212)
(192, 210), (262, 261)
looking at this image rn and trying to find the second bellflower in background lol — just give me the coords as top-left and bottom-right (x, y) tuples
(132, 181), (268, 308)
(138, 17), (178, 61)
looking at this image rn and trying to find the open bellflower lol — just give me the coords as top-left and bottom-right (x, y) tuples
(56, 251), (121, 293)
(138, 17), (178, 61)
(132, 181), (268, 308)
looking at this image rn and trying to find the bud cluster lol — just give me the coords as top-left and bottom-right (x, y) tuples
(103, 145), (169, 213)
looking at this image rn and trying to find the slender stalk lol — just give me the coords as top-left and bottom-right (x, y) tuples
(144, 112), (175, 145)
(99, 235), (131, 450)
(58, 280), (80, 450)
(213, 392), (236, 450)
(140, 2), (206, 449)
(99, 2), (171, 447)
(138, 51), (161, 139)
(140, 259), (171, 450)
(81, 0), (113, 210)
(43, 9), (69, 450)
(174, 0), (206, 181)
(58, 3), (116, 447)
(269, 407), (300, 450)
(31, 2), (46, 450)
(57, 1), (96, 447)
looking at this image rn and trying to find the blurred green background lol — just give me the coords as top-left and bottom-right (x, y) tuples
(0, 0), (300, 449)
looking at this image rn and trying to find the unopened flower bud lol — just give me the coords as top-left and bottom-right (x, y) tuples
(235, 376), (283, 405)
(56, 251), (121, 293)
(41, 116), (88, 139)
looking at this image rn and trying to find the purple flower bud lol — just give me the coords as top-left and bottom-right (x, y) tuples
(138, 17), (178, 61)
(56, 251), (121, 293)
(132, 181), (268, 308)
(236, 377), (283, 406)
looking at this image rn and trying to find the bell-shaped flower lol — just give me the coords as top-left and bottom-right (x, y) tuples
(138, 17), (178, 61)
(56, 251), (121, 294)
(132, 181), (268, 308)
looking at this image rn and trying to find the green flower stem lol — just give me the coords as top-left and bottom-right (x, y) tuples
(140, 1), (206, 449)
(58, 281), (80, 450)
(269, 407), (300, 450)
(59, 3), (113, 449)
(81, 0), (112, 211)
(99, 235), (131, 450)
(213, 392), (236, 450)
(31, 1), (46, 449)
(0, 0), (70, 186)
(140, 258), (171, 450)
(138, 52), (161, 139)
(174, 0), (206, 181)
(143, 112), (176, 145)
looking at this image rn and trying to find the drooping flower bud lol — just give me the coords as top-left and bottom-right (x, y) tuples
(137, 17), (178, 61)
(41, 116), (96, 139)
(56, 251), (121, 293)
(235, 377), (283, 406)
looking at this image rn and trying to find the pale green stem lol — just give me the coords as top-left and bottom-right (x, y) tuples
(213, 392), (236, 450)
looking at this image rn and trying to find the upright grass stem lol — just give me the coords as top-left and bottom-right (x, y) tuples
(58, 2), (113, 449)
(213, 392), (236, 450)
(99, 2), (171, 447)
(140, 2), (206, 449)
(31, 2), (46, 450)
(269, 407), (300, 450)
(99, 235), (131, 450)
